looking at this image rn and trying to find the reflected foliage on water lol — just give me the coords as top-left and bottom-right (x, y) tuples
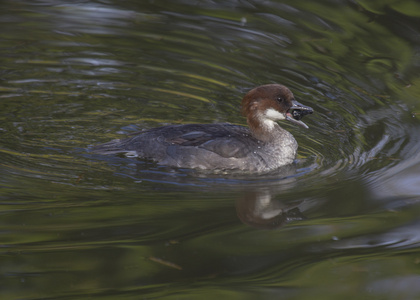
(1, 0), (420, 299)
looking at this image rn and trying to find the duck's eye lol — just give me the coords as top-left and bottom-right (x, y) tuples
(277, 97), (284, 102)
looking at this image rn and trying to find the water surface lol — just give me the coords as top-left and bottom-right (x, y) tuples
(1, 0), (420, 299)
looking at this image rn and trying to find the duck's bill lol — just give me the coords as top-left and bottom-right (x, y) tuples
(286, 100), (314, 129)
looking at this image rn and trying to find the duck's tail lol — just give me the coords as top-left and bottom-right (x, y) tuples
(90, 139), (138, 157)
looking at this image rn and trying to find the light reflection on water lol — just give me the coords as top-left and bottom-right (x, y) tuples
(1, 0), (420, 299)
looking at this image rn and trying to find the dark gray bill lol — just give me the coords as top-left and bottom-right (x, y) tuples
(286, 100), (314, 129)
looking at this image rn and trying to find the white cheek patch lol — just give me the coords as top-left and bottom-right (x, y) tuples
(264, 108), (286, 121)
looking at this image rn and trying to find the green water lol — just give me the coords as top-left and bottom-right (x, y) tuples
(1, 0), (420, 299)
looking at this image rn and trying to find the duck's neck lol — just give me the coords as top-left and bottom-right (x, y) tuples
(247, 116), (287, 143)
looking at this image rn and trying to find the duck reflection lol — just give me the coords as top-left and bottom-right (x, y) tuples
(236, 187), (306, 229)
(92, 155), (312, 229)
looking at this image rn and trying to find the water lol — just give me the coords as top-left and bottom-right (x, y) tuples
(1, 0), (420, 299)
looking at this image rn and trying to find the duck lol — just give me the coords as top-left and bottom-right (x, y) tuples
(91, 84), (313, 173)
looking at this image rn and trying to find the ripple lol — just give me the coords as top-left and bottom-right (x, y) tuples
(1, 0), (419, 192)
(3, 2), (420, 299)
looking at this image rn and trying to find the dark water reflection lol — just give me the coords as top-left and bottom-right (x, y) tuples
(1, 0), (420, 299)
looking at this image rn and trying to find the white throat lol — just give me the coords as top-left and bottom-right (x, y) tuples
(261, 108), (285, 130)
